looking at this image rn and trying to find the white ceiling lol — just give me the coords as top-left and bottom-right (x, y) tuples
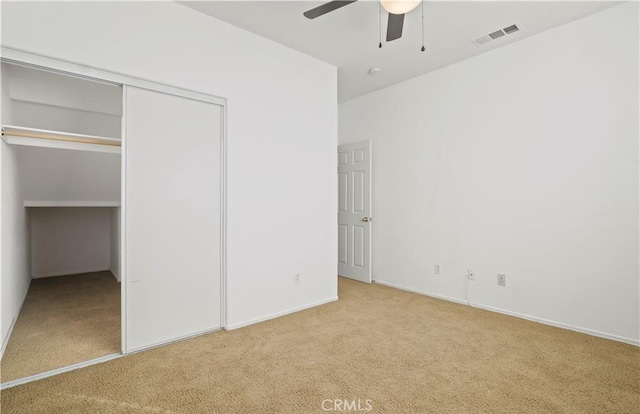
(181, 1), (620, 102)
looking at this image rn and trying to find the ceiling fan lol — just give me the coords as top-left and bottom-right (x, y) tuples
(303, 0), (421, 42)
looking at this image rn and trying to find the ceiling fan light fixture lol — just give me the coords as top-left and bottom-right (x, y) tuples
(381, 0), (420, 15)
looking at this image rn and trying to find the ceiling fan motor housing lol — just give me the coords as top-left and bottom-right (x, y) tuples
(381, 0), (421, 15)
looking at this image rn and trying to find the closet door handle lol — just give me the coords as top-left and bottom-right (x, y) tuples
(362, 217), (370, 223)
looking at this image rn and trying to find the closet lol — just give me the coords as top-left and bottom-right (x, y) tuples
(1, 49), (225, 386)
(0, 62), (123, 381)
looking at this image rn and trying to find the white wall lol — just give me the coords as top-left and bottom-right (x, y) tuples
(0, 143), (31, 357)
(29, 207), (111, 278)
(110, 208), (120, 281)
(339, 3), (639, 344)
(1, 65), (31, 357)
(1, 64), (12, 124)
(4, 63), (122, 138)
(16, 146), (121, 204)
(11, 100), (121, 139)
(1, 1), (337, 327)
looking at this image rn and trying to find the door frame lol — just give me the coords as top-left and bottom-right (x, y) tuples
(0, 47), (228, 357)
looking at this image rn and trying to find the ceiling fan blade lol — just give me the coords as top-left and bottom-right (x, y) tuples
(386, 13), (405, 42)
(303, 0), (358, 19)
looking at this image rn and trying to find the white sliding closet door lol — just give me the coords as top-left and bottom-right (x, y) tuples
(124, 86), (222, 352)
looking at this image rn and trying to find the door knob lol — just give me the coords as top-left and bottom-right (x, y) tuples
(362, 217), (370, 222)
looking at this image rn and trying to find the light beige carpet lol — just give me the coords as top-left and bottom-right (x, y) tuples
(1, 277), (638, 413)
(1, 271), (121, 383)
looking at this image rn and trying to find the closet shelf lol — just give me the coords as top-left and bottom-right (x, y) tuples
(1, 125), (121, 154)
(24, 201), (121, 207)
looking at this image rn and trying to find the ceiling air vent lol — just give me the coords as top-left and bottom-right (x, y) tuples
(488, 30), (505, 40)
(474, 35), (492, 45)
(503, 24), (520, 34)
(473, 22), (522, 46)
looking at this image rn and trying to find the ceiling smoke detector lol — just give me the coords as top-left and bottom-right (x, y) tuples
(368, 67), (383, 76)
(473, 22), (522, 46)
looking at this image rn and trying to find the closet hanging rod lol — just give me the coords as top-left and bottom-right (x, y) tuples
(1, 125), (121, 147)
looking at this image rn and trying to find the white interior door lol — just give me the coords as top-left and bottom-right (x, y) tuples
(338, 140), (371, 283)
(124, 86), (222, 352)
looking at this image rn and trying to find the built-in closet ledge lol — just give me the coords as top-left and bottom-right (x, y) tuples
(1, 125), (121, 154)
(24, 201), (121, 208)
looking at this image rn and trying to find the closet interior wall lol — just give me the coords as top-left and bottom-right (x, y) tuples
(5, 63), (122, 137)
(29, 207), (117, 279)
(1, 66), (30, 355)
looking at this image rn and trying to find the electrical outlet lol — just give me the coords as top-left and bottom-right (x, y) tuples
(294, 274), (301, 284)
(467, 269), (475, 280)
(434, 264), (441, 275)
(497, 274), (506, 287)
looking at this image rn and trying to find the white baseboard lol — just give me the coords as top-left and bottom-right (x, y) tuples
(33, 267), (111, 279)
(226, 296), (339, 331)
(125, 327), (222, 355)
(373, 280), (640, 347)
(476, 303), (640, 347)
(109, 268), (120, 282)
(0, 282), (30, 360)
(374, 280), (468, 306)
(0, 319), (17, 360)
